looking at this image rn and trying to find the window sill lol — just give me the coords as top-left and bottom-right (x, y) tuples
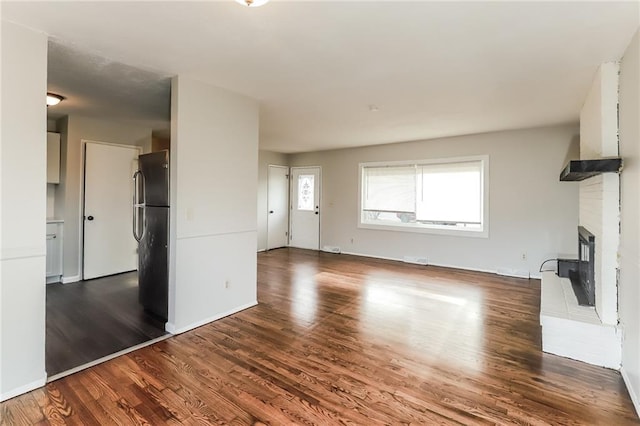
(357, 222), (489, 238)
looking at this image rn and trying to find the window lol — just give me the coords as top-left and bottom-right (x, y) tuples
(297, 174), (315, 211)
(359, 156), (489, 237)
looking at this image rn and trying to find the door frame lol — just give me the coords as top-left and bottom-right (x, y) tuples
(266, 164), (290, 251)
(80, 140), (142, 280)
(289, 166), (322, 250)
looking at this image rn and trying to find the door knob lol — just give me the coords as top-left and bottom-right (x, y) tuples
(269, 210), (274, 214)
(87, 215), (94, 221)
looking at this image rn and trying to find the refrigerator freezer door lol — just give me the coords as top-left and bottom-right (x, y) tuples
(139, 206), (169, 320)
(139, 151), (169, 207)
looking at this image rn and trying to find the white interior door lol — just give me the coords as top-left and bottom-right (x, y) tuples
(267, 165), (289, 250)
(290, 166), (320, 250)
(83, 142), (140, 280)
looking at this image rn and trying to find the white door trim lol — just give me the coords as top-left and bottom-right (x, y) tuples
(266, 165), (290, 250)
(289, 166), (322, 250)
(79, 139), (142, 280)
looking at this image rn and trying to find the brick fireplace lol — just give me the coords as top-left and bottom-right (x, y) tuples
(540, 62), (622, 369)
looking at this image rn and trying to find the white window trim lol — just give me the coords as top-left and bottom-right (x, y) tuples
(357, 155), (490, 238)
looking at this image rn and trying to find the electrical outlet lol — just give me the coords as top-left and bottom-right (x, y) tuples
(521, 253), (527, 260)
(350, 238), (354, 244)
(225, 280), (230, 289)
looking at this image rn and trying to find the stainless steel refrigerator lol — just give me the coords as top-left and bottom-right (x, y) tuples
(133, 151), (169, 321)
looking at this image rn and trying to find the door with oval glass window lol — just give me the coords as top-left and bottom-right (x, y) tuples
(289, 166), (321, 250)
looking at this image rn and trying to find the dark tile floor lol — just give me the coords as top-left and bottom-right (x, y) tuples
(46, 272), (167, 376)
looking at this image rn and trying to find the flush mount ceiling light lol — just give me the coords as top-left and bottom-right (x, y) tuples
(234, 0), (269, 7)
(46, 93), (64, 106)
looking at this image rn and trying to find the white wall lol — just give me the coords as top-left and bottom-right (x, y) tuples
(579, 63), (620, 326)
(57, 115), (152, 281)
(289, 125), (579, 277)
(47, 119), (58, 133)
(257, 150), (289, 251)
(579, 63), (620, 159)
(46, 185), (56, 218)
(0, 21), (48, 401)
(619, 28), (640, 416)
(168, 76), (259, 334)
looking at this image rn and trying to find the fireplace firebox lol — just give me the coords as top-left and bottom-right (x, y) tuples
(557, 227), (595, 306)
(568, 227), (595, 306)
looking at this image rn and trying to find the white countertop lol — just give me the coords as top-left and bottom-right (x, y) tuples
(46, 218), (64, 224)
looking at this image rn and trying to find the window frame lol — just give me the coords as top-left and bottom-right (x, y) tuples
(357, 155), (490, 238)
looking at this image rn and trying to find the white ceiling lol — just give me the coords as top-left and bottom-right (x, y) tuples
(3, 1), (639, 153)
(47, 41), (171, 135)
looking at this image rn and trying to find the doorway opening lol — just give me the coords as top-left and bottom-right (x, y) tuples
(44, 37), (172, 380)
(45, 142), (170, 378)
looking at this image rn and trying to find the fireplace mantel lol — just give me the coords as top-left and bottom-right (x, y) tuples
(559, 158), (622, 181)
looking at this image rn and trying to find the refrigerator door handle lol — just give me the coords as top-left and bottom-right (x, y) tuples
(133, 170), (146, 242)
(134, 170), (146, 205)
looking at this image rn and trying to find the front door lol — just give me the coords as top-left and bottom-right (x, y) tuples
(83, 142), (140, 280)
(267, 165), (289, 250)
(289, 166), (321, 250)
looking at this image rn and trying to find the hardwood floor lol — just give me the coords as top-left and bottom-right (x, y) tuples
(2, 248), (638, 424)
(46, 272), (167, 376)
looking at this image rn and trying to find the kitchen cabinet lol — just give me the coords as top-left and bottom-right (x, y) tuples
(46, 221), (63, 283)
(47, 132), (61, 184)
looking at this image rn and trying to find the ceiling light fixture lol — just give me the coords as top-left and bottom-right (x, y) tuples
(234, 0), (269, 7)
(46, 93), (64, 107)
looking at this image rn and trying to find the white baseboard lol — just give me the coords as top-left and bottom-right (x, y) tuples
(0, 374), (47, 402)
(165, 301), (258, 335)
(257, 248), (266, 253)
(340, 250), (403, 263)
(62, 274), (80, 284)
(621, 367), (640, 418)
(46, 276), (62, 284)
(423, 260), (497, 276)
(341, 250), (537, 281)
(340, 250), (513, 278)
(496, 268), (530, 279)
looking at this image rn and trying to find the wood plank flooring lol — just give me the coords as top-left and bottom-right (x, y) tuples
(46, 272), (167, 376)
(3, 248), (638, 424)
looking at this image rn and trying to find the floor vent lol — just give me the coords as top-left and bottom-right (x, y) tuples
(322, 246), (341, 254)
(403, 256), (428, 265)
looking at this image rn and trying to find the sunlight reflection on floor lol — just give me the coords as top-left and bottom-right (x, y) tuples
(289, 264), (318, 327)
(360, 274), (486, 373)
